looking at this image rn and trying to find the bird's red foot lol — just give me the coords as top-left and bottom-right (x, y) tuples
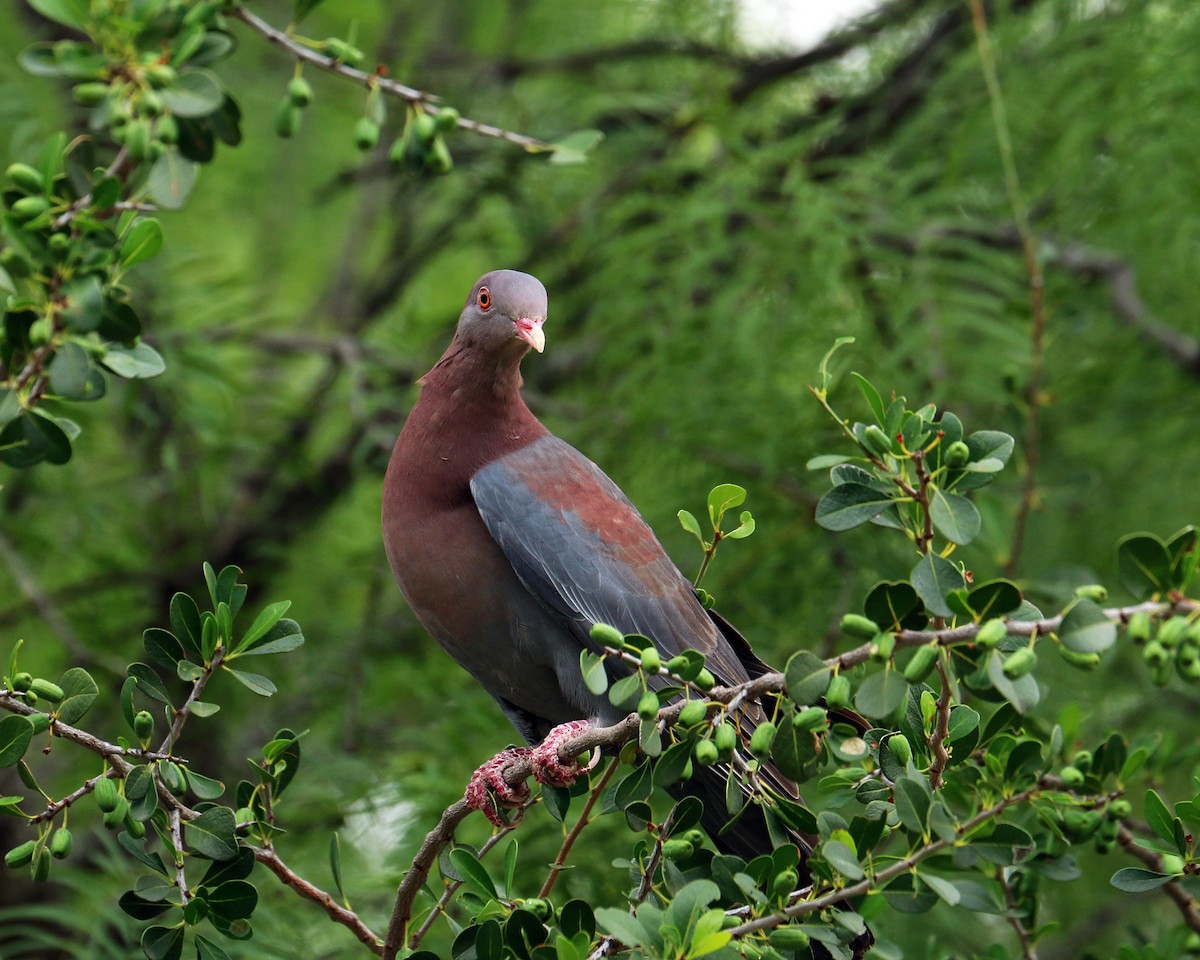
(530, 720), (594, 788)
(465, 747), (532, 827)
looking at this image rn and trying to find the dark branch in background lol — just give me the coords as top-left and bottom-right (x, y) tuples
(731, 0), (935, 102)
(1117, 822), (1200, 933)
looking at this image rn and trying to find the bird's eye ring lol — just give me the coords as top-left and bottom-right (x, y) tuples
(478, 287), (492, 310)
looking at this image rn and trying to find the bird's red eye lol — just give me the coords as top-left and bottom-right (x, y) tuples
(478, 287), (492, 310)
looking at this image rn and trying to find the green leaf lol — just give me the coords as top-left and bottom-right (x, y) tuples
(706, 483), (746, 526)
(0, 715), (33, 766)
(784, 650), (830, 705)
(910, 553), (965, 619)
(1117, 534), (1172, 600)
(814, 482), (893, 531)
(548, 129), (604, 165)
(806, 454), (852, 470)
(162, 68), (224, 118)
(917, 872), (962, 906)
(100, 341), (166, 379)
(821, 839), (865, 880)
(55, 666), (99, 724)
(206, 879), (258, 920)
(119, 830), (169, 876)
(1110, 867), (1177, 893)
(128, 662), (173, 707)
(893, 774), (932, 835)
(48, 341), (92, 398)
(854, 668), (908, 719)
(236, 617), (303, 657)
(850, 372), (885, 424)
(928, 488), (981, 545)
(1145, 789), (1185, 852)
(235, 601), (291, 652)
(146, 149), (198, 210)
(968, 823), (1036, 865)
(133, 874), (178, 903)
(119, 218), (164, 267)
(449, 847), (498, 899)
(966, 579), (1022, 619)
(594, 908), (647, 948)
(986, 650), (1039, 714)
(677, 509), (703, 542)
(195, 935), (233, 960)
(28, 0), (89, 29)
(184, 806), (238, 861)
(579, 651), (609, 696)
(724, 510), (755, 539)
(224, 667), (276, 697)
(141, 924), (184, 960)
(1058, 597), (1117, 653)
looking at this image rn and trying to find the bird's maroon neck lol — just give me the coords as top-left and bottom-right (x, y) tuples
(393, 339), (549, 494)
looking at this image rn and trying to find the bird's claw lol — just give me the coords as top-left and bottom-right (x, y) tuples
(465, 747), (532, 827)
(530, 720), (595, 788)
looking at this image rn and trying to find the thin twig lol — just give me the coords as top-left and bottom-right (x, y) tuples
(170, 807), (190, 907)
(998, 867), (1039, 959)
(927, 652), (953, 789)
(1116, 822), (1200, 933)
(230, 6), (549, 151)
(724, 783), (1043, 938)
(538, 757), (621, 899)
(409, 825), (516, 948)
(254, 844), (383, 951)
(968, 0), (1047, 578)
(158, 648), (224, 753)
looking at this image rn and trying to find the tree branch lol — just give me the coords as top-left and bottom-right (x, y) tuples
(229, 6), (549, 151)
(1117, 822), (1200, 933)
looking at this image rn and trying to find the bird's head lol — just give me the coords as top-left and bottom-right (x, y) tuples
(457, 270), (547, 358)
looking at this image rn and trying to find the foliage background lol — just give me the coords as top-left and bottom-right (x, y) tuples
(1, 0), (1198, 957)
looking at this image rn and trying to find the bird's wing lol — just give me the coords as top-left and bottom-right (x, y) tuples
(469, 435), (748, 683)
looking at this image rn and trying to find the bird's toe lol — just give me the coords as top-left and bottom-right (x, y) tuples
(529, 720), (594, 787)
(465, 747), (533, 826)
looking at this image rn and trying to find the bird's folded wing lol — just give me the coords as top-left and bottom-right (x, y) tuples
(470, 435), (746, 681)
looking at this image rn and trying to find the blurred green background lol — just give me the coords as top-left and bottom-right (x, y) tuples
(1, 0), (1198, 956)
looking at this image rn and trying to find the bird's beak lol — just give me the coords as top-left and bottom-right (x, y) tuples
(516, 316), (546, 354)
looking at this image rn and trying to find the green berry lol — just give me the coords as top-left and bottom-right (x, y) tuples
(49, 828), (73, 860)
(1003, 647), (1038, 679)
(5, 163), (45, 194)
(639, 647), (661, 674)
(10, 196), (50, 222)
(1126, 611), (1152, 645)
(1073, 584), (1108, 602)
(28, 712), (51, 734)
(1072, 749), (1092, 772)
(1158, 617), (1189, 649)
(5, 840), (36, 868)
(771, 867), (799, 898)
(825, 673), (851, 708)
(975, 618), (1007, 649)
(661, 838), (693, 861)
(11, 672), (33, 693)
(72, 82), (110, 106)
(841, 613), (880, 641)
(353, 117), (380, 152)
(412, 113), (437, 143)
(133, 710), (154, 741)
(1142, 640), (1169, 668)
(589, 623), (624, 647)
(768, 929), (810, 950)
(694, 668), (715, 691)
(28, 679), (63, 702)
(287, 76), (314, 107)
(434, 106), (460, 133)
(1059, 765), (1085, 788)
(693, 738), (719, 767)
(275, 99), (302, 139)
(903, 643), (940, 684)
(792, 706), (828, 732)
(1058, 646), (1101, 670)
(636, 689), (659, 720)
(887, 734), (913, 767)
(748, 721), (777, 758)
(944, 440), (971, 467)
(714, 722), (736, 758)
(32, 847), (51, 882)
(1107, 799), (1132, 820)
(870, 632), (896, 662)
(93, 776), (120, 813)
(125, 119), (151, 160)
(144, 64), (176, 88)
(102, 797), (130, 829)
(677, 698), (706, 726)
